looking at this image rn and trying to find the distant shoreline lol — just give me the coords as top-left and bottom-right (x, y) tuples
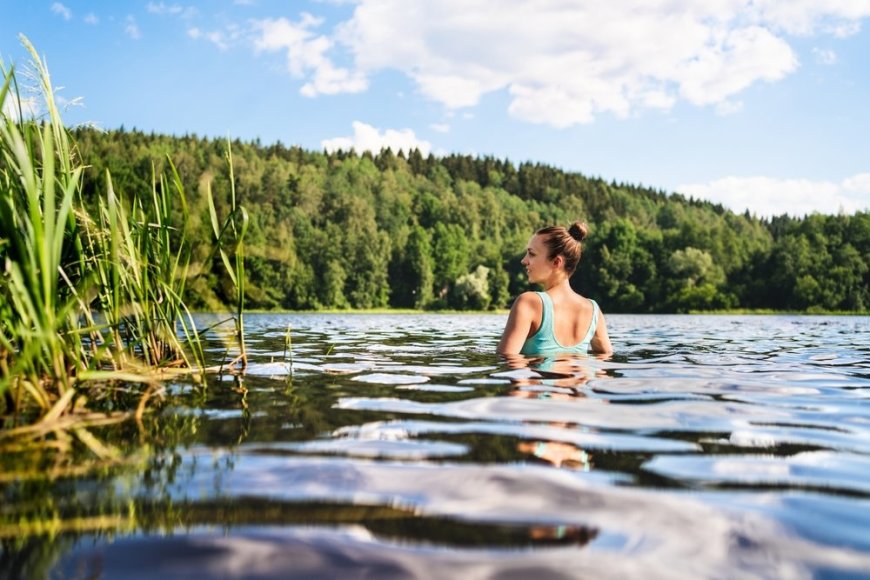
(193, 308), (870, 316)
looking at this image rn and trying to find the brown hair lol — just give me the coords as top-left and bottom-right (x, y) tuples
(536, 221), (588, 274)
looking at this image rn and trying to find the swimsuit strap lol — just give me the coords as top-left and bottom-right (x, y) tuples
(580, 299), (599, 345)
(537, 291), (553, 335)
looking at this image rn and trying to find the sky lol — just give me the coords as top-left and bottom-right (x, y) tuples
(2, 1), (870, 218)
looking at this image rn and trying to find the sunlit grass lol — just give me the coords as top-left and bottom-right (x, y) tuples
(0, 36), (246, 436)
(1, 37), (85, 419)
(207, 144), (249, 369)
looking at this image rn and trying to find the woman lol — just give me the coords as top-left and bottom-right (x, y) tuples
(497, 221), (612, 356)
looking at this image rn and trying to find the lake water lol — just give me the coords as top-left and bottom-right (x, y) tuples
(2, 313), (869, 578)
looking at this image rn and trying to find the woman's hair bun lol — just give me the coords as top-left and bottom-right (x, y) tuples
(568, 221), (588, 242)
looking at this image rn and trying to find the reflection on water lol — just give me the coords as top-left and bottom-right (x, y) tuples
(2, 313), (870, 578)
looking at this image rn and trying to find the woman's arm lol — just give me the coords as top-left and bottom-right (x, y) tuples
(590, 312), (613, 356)
(497, 292), (538, 355)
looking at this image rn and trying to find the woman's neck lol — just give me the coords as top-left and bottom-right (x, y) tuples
(542, 275), (572, 293)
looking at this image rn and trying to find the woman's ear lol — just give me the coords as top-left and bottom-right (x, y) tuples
(552, 254), (565, 269)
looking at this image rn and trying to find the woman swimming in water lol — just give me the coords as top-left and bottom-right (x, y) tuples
(497, 221), (612, 356)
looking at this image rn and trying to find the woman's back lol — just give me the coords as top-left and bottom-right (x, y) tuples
(521, 291), (599, 355)
(551, 292), (597, 346)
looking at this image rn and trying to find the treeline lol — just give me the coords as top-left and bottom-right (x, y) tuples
(71, 128), (869, 313)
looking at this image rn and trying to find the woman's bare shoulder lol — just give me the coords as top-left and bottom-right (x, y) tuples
(510, 292), (542, 316)
(515, 291), (540, 303)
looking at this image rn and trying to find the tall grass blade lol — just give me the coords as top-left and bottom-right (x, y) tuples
(2, 36), (224, 430)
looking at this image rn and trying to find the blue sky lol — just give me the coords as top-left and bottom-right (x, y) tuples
(2, 1), (869, 217)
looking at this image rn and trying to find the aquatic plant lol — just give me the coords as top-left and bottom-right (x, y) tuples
(0, 36), (223, 432)
(0, 37), (88, 418)
(283, 323), (294, 375)
(80, 161), (205, 373)
(206, 144), (249, 369)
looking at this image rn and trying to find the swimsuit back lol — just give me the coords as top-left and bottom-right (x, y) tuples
(520, 292), (599, 356)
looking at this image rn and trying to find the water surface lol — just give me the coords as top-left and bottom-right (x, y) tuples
(2, 314), (869, 578)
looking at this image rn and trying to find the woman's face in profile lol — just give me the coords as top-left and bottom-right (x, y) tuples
(521, 234), (555, 284)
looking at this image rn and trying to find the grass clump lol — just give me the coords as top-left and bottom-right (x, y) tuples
(0, 36), (244, 433)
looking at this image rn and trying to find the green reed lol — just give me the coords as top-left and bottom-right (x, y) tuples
(0, 38), (85, 416)
(80, 161), (206, 373)
(207, 144), (249, 369)
(0, 36), (221, 430)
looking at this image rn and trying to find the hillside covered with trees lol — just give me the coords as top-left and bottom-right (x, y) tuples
(72, 128), (868, 313)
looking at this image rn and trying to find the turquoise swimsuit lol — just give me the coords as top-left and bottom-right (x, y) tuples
(520, 292), (600, 356)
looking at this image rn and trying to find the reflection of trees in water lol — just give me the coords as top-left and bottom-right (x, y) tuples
(1, 536), (78, 580)
(0, 372), (230, 576)
(3, 486), (601, 575)
(2, 348), (616, 575)
(4, 498), (600, 578)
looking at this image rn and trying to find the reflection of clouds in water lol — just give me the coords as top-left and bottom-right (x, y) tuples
(61, 525), (606, 578)
(352, 373), (430, 385)
(383, 364), (497, 375)
(728, 427), (870, 454)
(281, 438), (468, 459)
(395, 384), (474, 393)
(165, 453), (870, 578)
(65, 519), (870, 578)
(645, 451), (870, 494)
(335, 395), (781, 432)
(320, 362), (378, 373)
(333, 419), (697, 453)
(457, 378), (510, 385)
(363, 343), (432, 352)
(170, 312), (870, 576)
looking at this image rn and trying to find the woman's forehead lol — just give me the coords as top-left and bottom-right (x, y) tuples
(527, 234), (547, 250)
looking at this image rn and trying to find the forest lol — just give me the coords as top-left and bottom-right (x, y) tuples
(71, 127), (869, 313)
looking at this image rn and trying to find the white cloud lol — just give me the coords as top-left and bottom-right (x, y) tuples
(270, 0), (870, 127)
(147, 2), (197, 18)
(812, 47), (838, 64)
(322, 121), (431, 156)
(674, 26), (798, 106)
(1, 93), (40, 122)
(715, 100), (744, 116)
(125, 16), (142, 39)
(830, 20), (862, 37)
(187, 23), (245, 51)
(253, 16), (366, 96)
(201, 1), (870, 126)
(842, 172), (870, 194)
(749, 0), (870, 36)
(206, 31), (229, 51)
(51, 2), (72, 20)
(676, 175), (870, 217)
(429, 123), (450, 133)
(84, 13), (99, 25)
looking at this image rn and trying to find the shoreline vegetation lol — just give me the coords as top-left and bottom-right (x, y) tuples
(0, 38), (247, 437)
(688, 308), (870, 316)
(208, 307), (870, 316)
(1, 37), (868, 439)
(72, 132), (869, 318)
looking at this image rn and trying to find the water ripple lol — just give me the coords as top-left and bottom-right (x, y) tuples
(10, 312), (869, 578)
